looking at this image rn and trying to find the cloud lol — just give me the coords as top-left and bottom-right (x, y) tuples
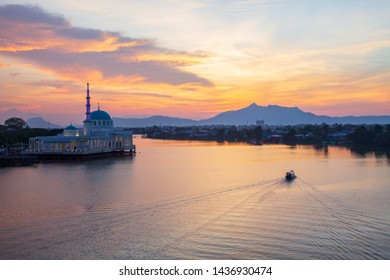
(0, 60), (9, 67)
(0, 4), (67, 26)
(0, 4), (213, 87)
(124, 92), (173, 99)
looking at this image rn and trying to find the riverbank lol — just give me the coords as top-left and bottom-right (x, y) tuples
(132, 123), (390, 156)
(2, 123), (389, 160)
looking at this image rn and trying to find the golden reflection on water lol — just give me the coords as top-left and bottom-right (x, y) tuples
(0, 138), (389, 259)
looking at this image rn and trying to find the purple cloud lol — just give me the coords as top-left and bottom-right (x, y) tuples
(0, 4), (213, 87)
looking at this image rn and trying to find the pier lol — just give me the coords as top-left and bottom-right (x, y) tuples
(0, 155), (39, 167)
(34, 148), (136, 161)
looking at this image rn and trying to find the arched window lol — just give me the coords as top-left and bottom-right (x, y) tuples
(94, 121), (97, 126)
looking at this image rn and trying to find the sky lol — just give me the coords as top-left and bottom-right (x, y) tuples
(0, 0), (389, 125)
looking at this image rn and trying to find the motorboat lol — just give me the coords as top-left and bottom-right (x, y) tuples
(285, 170), (296, 181)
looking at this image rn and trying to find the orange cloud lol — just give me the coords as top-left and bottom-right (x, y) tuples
(1, 3), (389, 123)
(0, 4), (213, 87)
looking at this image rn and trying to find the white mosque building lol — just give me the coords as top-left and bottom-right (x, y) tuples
(26, 83), (135, 159)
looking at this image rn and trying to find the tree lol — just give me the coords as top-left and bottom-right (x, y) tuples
(320, 123), (329, 141)
(348, 125), (371, 145)
(254, 125), (263, 141)
(283, 126), (297, 143)
(4, 117), (27, 130)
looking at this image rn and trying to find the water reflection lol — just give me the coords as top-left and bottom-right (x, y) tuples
(312, 144), (329, 157)
(0, 139), (389, 259)
(349, 145), (390, 160)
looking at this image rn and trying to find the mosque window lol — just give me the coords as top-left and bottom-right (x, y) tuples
(94, 121), (97, 126)
(98, 121), (101, 126)
(103, 121), (106, 126)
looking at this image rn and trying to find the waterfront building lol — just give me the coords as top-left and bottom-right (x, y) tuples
(26, 84), (135, 159)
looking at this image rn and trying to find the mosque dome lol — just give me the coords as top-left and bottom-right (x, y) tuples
(63, 124), (79, 136)
(90, 109), (112, 120)
(65, 124), (78, 130)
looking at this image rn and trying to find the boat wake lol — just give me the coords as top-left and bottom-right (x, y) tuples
(2, 175), (389, 259)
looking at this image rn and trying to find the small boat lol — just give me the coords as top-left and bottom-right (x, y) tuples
(285, 170), (296, 181)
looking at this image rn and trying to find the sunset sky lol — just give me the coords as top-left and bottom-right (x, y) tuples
(1, 0), (389, 125)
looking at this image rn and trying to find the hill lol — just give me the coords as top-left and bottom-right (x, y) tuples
(201, 103), (390, 125)
(113, 104), (390, 127)
(9, 104), (390, 128)
(113, 116), (198, 127)
(26, 117), (62, 129)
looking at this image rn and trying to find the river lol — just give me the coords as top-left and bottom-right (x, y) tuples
(0, 137), (389, 259)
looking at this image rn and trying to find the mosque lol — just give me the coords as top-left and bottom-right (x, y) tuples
(26, 83), (135, 159)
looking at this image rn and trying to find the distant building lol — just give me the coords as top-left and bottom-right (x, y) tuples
(256, 120), (265, 127)
(26, 84), (135, 159)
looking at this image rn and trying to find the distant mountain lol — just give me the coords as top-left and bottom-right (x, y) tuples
(0, 108), (39, 124)
(113, 103), (390, 127)
(113, 116), (198, 127)
(27, 117), (62, 129)
(327, 116), (390, 125)
(201, 103), (390, 125)
(5, 104), (390, 128)
(201, 103), (318, 125)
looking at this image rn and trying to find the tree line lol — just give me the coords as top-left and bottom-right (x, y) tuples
(136, 123), (390, 149)
(0, 117), (62, 148)
(1, 117), (390, 150)
(137, 125), (263, 144)
(281, 123), (390, 148)
(348, 124), (390, 147)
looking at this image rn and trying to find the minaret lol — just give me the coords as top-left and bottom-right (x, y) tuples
(85, 83), (91, 121)
(83, 83), (93, 136)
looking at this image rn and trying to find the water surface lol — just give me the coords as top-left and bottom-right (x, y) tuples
(1, 138), (389, 259)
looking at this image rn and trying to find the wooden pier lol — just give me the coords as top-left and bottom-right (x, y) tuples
(35, 149), (136, 161)
(0, 155), (39, 167)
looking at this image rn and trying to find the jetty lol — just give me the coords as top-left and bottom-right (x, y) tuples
(0, 155), (39, 167)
